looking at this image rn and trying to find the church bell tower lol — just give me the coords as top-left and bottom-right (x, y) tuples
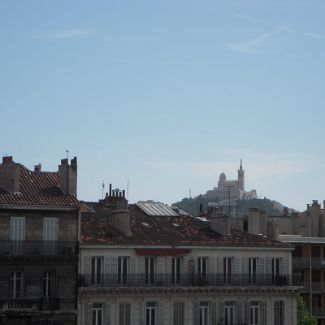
(238, 159), (245, 191)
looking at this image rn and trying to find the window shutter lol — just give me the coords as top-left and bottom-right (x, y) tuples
(158, 302), (164, 325)
(166, 256), (172, 275)
(86, 303), (92, 325)
(138, 256), (145, 274)
(21, 218), (26, 240)
(193, 302), (200, 325)
(211, 302), (217, 325)
(54, 218), (59, 240)
(242, 257), (248, 274)
(234, 257), (240, 274)
(157, 256), (164, 275)
(85, 256), (91, 274)
(104, 303), (110, 325)
(236, 301), (242, 323)
(111, 256), (118, 274)
(208, 256), (215, 274)
(138, 302), (144, 324)
(258, 257), (265, 275)
(218, 301), (224, 323)
(265, 257), (271, 275)
(260, 301), (266, 325)
(244, 301), (249, 324)
(130, 256), (137, 273)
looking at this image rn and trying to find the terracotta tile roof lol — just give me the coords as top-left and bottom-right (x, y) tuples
(81, 204), (290, 248)
(0, 165), (78, 207)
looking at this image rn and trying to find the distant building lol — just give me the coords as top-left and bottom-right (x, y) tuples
(0, 156), (79, 325)
(78, 189), (298, 325)
(206, 160), (257, 207)
(268, 200), (325, 324)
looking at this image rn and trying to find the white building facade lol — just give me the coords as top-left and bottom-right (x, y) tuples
(78, 193), (299, 325)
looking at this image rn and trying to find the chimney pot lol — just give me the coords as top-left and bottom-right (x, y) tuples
(34, 163), (41, 172)
(2, 156), (13, 164)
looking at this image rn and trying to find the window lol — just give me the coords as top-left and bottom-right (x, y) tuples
(198, 257), (208, 283)
(10, 217), (25, 254)
(274, 301), (284, 325)
(223, 257), (232, 284)
(145, 257), (155, 284)
(91, 256), (103, 285)
(43, 218), (59, 255)
(249, 258), (257, 284)
(146, 302), (157, 325)
(92, 303), (103, 325)
(10, 272), (23, 298)
(312, 246), (321, 257)
(43, 217), (58, 241)
(118, 257), (128, 285)
(173, 302), (184, 325)
(43, 271), (56, 297)
(119, 303), (130, 325)
(272, 258), (281, 284)
(172, 257), (181, 284)
(250, 302), (259, 325)
(199, 302), (209, 325)
(224, 302), (234, 325)
(189, 260), (195, 284)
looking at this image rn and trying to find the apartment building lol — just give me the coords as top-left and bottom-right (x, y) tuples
(0, 156), (79, 325)
(267, 200), (325, 324)
(78, 188), (299, 325)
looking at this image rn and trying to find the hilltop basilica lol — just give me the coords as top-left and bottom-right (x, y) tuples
(206, 160), (257, 203)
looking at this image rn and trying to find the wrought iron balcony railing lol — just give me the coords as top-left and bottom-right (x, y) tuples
(292, 257), (325, 269)
(0, 240), (78, 257)
(0, 297), (59, 311)
(79, 273), (297, 288)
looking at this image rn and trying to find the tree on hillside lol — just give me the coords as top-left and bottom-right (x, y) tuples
(297, 295), (317, 325)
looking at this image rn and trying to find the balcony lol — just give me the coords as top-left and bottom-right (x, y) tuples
(0, 241), (78, 258)
(0, 297), (59, 311)
(79, 273), (296, 288)
(293, 257), (325, 269)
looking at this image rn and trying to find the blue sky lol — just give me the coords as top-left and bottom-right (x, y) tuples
(1, 0), (325, 211)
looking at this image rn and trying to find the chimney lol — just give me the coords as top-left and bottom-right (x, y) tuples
(100, 184), (131, 236)
(0, 156), (21, 193)
(34, 163), (41, 173)
(58, 157), (77, 196)
(248, 208), (267, 236)
(209, 209), (231, 236)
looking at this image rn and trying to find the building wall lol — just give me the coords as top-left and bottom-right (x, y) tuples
(0, 209), (78, 241)
(79, 246), (292, 275)
(78, 290), (297, 325)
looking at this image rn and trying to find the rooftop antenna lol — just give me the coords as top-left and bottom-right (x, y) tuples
(127, 179), (130, 201)
(101, 181), (105, 199)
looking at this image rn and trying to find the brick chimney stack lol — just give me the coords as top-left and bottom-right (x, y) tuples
(100, 185), (131, 236)
(0, 156), (21, 193)
(209, 207), (231, 237)
(58, 157), (77, 196)
(34, 163), (42, 173)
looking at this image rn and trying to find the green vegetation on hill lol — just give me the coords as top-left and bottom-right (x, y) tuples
(172, 196), (286, 217)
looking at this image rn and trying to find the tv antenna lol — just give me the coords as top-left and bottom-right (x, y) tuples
(101, 181), (105, 199)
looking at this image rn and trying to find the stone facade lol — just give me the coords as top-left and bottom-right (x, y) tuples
(0, 156), (79, 325)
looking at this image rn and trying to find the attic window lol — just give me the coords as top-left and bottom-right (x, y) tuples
(142, 222), (150, 227)
(173, 223), (180, 227)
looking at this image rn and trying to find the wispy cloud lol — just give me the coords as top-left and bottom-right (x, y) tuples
(291, 30), (325, 40)
(142, 149), (322, 186)
(227, 27), (287, 53)
(227, 11), (263, 24)
(227, 25), (325, 54)
(36, 28), (93, 40)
